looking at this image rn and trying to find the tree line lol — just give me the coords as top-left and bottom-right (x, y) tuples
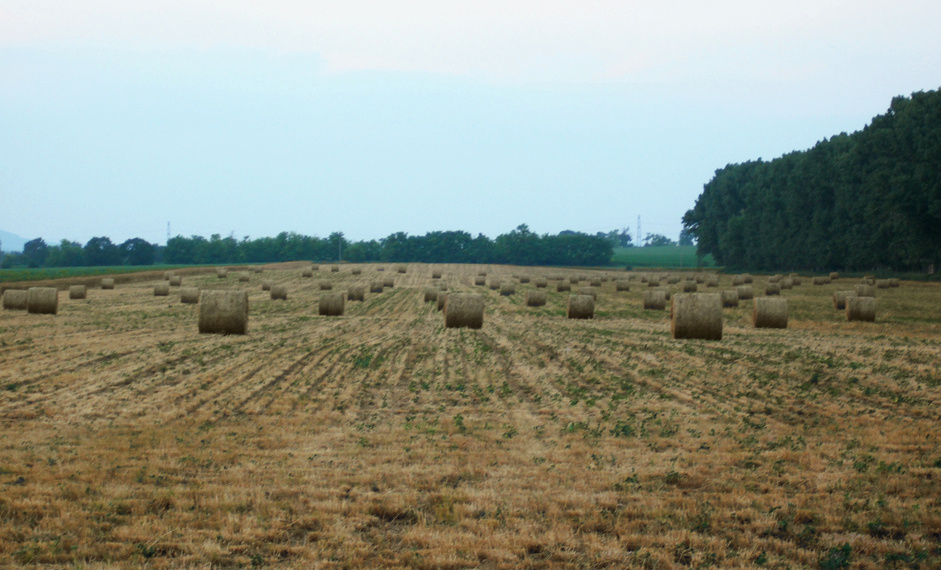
(2, 225), (615, 269)
(683, 88), (941, 272)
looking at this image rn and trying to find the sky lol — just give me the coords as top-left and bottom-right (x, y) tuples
(2, 1), (940, 249)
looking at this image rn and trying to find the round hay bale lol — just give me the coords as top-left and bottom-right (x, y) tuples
(789, 275), (802, 286)
(753, 297), (788, 329)
(438, 282), (448, 291)
(238, 273), (250, 283)
(69, 285), (87, 300)
(854, 284), (875, 297)
(376, 266), (384, 271)
(396, 265), (407, 274)
(318, 280), (333, 291)
(217, 268), (228, 279)
(736, 285), (754, 300)
(577, 287), (597, 300)
(859, 278), (874, 286)
(348, 285), (365, 302)
(889, 278), (900, 288)
(656, 286), (672, 301)
(301, 269), (314, 278)
(477, 270), (487, 276)
(169, 275), (182, 287)
(199, 290), (248, 334)
(556, 280), (571, 292)
(721, 289), (739, 308)
(647, 278), (661, 288)
(525, 290), (547, 307)
(643, 290), (667, 310)
(781, 277), (793, 290)
(706, 275), (719, 288)
(588, 278), (601, 287)
(27, 287), (58, 314)
(444, 294), (484, 329)
(319, 293), (345, 316)
(154, 283), (170, 296)
(382, 276), (395, 288)
(3, 289), (28, 310)
(875, 279), (890, 289)
(694, 273), (706, 284)
(569, 276), (581, 284)
(768, 274), (782, 284)
(101, 278), (115, 290)
(864, 274), (875, 281)
(270, 284), (288, 300)
(847, 296), (875, 322)
(474, 276), (486, 286)
(534, 277), (548, 288)
(370, 282), (384, 293)
(519, 275), (530, 284)
(488, 279), (502, 291)
(261, 281), (272, 291)
(311, 265), (320, 271)
(732, 275), (745, 286)
(431, 270), (442, 279)
(833, 290), (853, 310)
(765, 283), (781, 296)
(671, 293), (722, 340)
(812, 276), (827, 285)
(423, 287), (439, 303)
(499, 282), (516, 296)
(683, 282), (697, 293)
(164, 271), (174, 280)
(567, 295), (595, 319)
(180, 287), (200, 304)
(743, 274), (754, 284)
(615, 280), (630, 292)
(667, 275), (680, 285)
(436, 291), (448, 311)
(330, 265), (339, 273)
(253, 267), (264, 274)
(351, 267), (362, 275)
(829, 272), (840, 280)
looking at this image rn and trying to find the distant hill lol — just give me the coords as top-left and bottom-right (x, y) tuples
(0, 230), (28, 253)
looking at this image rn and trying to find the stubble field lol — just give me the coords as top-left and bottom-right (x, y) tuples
(0, 263), (939, 569)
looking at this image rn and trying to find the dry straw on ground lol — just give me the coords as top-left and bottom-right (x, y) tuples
(567, 294), (595, 319)
(154, 283), (170, 297)
(319, 293), (345, 316)
(525, 290), (547, 307)
(198, 290), (248, 334)
(69, 285), (87, 300)
(2, 289), (28, 310)
(101, 278), (114, 290)
(347, 285), (365, 302)
(671, 293), (722, 340)
(753, 297), (788, 328)
(180, 287), (200, 304)
(721, 289), (739, 308)
(643, 290), (666, 310)
(270, 285), (288, 301)
(444, 293), (484, 329)
(847, 296), (876, 322)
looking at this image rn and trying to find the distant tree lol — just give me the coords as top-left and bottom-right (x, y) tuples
(23, 238), (49, 267)
(46, 240), (85, 267)
(120, 238), (156, 266)
(644, 233), (677, 247)
(678, 228), (696, 247)
(83, 236), (122, 266)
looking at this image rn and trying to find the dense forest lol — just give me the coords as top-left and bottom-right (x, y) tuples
(683, 89), (941, 272)
(2, 225), (614, 269)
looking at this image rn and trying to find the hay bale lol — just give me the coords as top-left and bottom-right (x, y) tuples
(567, 295), (595, 319)
(432, 270), (442, 279)
(534, 277), (548, 288)
(488, 279), (502, 291)
(69, 285), (87, 300)
(348, 285), (365, 302)
(438, 282), (448, 291)
(101, 278), (115, 290)
(694, 273), (706, 284)
(169, 275), (182, 287)
(556, 280), (571, 292)
(753, 297), (788, 329)
(154, 283), (170, 296)
(423, 287), (439, 303)
(656, 287), (672, 301)
(864, 274), (875, 281)
(569, 276), (581, 284)
(889, 278), (900, 288)
(396, 265), (407, 274)
(732, 275), (745, 286)
(525, 290), (547, 307)
(302, 269), (314, 278)
(382, 276), (395, 288)
(847, 296), (875, 322)
(311, 265), (320, 271)
(253, 267), (264, 274)
(706, 275), (719, 288)
(588, 278), (601, 287)
(875, 279), (890, 289)
(26, 287), (58, 314)
(647, 278), (661, 288)
(833, 291), (853, 310)
(829, 272), (840, 280)
(164, 271), (174, 280)
(768, 274), (782, 284)
(199, 290), (248, 334)
(499, 282), (516, 296)
(477, 270), (487, 277)
(238, 273), (250, 283)
(217, 268), (228, 279)
(859, 278), (874, 286)
(444, 294), (484, 329)
(721, 289), (739, 308)
(765, 283), (781, 296)
(671, 293), (722, 340)
(351, 267), (362, 275)
(854, 284), (875, 297)
(813, 276), (827, 285)
(270, 284), (288, 300)
(318, 280), (333, 291)
(3, 289), (28, 310)
(319, 293), (345, 316)
(667, 275), (680, 285)
(370, 282), (384, 293)
(180, 287), (200, 304)
(790, 275), (802, 286)
(474, 276), (486, 286)
(781, 278), (793, 290)
(743, 274), (754, 284)
(330, 265), (339, 273)
(683, 282), (698, 293)
(261, 281), (272, 291)
(376, 266), (384, 271)
(437, 291), (448, 311)
(615, 280), (630, 292)
(736, 285), (754, 300)
(577, 286), (597, 300)
(643, 290), (667, 310)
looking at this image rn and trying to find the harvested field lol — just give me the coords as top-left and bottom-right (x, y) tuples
(0, 264), (939, 568)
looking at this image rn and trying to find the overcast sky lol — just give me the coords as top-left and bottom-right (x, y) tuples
(2, 1), (940, 247)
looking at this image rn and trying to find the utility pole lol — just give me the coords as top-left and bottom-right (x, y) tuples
(167, 222), (171, 245)
(637, 216), (641, 247)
